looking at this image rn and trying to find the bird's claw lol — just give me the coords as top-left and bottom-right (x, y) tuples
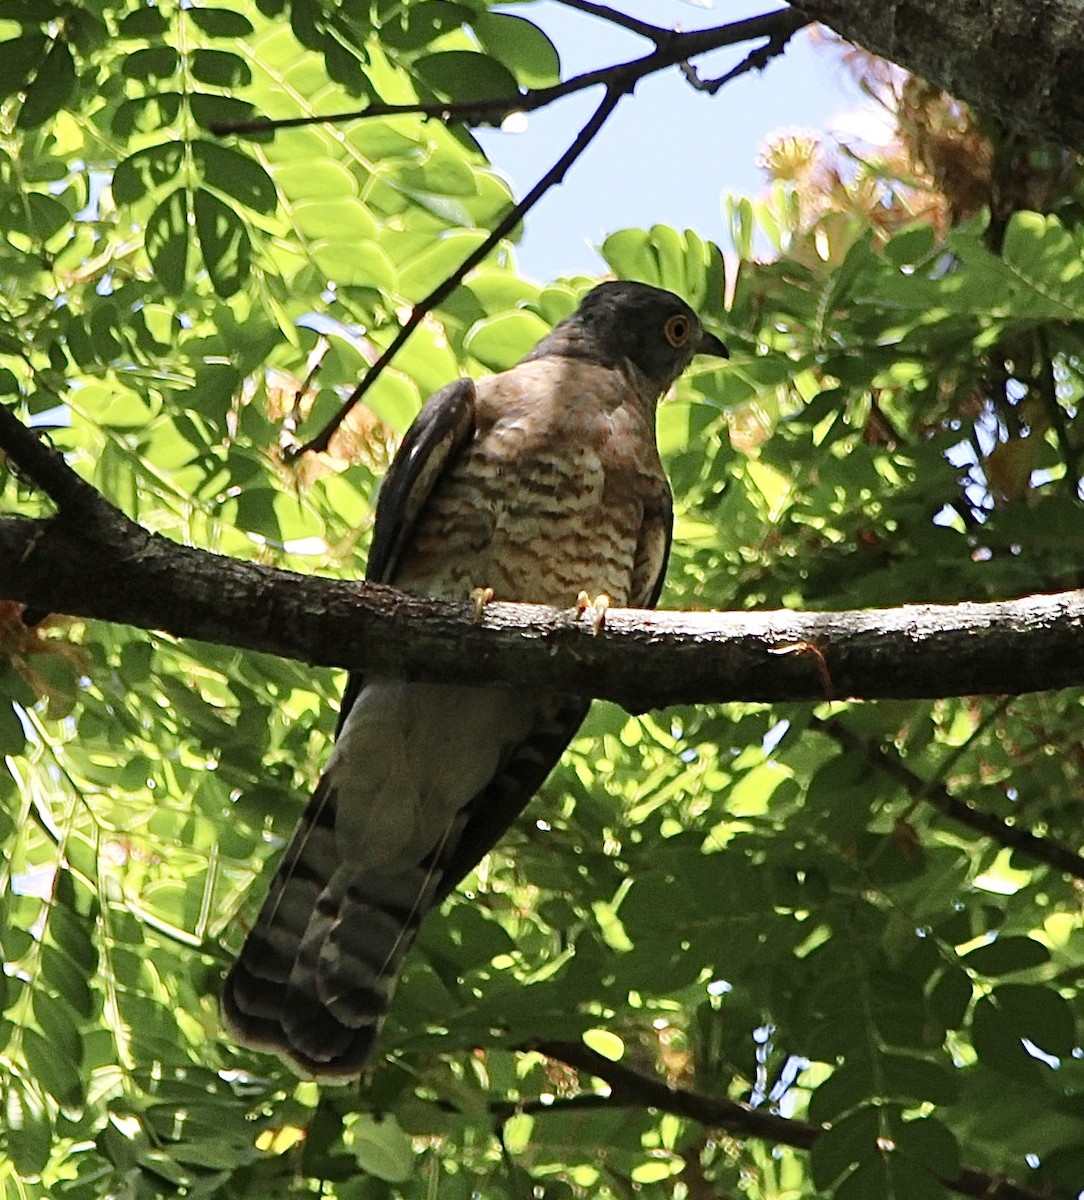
(470, 586), (495, 621)
(576, 590), (611, 635)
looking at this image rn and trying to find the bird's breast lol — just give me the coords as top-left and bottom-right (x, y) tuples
(393, 362), (665, 607)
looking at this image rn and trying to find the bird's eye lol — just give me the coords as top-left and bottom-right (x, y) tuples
(663, 314), (690, 347)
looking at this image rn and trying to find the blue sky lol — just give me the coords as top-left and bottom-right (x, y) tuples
(478, 1), (864, 280)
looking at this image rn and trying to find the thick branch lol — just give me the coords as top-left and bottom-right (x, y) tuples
(4, 403), (1083, 707)
(2, 511), (1084, 708)
(794, 0), (1084, 155)
(535, 1041), (1056, 1200)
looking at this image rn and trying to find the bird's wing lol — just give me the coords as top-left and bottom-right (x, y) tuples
(336, 378), (476, 734)
(631, 488), (674, 609)
(366, 378), (477, 585)
(431, 694), (591, 904)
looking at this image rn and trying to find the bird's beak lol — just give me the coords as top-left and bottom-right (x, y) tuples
(696, 328), (729, 359)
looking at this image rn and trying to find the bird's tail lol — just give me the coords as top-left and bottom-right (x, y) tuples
(221, 693), (590, 1079)
(221, 776), (447, 1079)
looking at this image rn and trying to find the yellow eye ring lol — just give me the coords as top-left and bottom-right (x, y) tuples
(663, 314), (691, 347)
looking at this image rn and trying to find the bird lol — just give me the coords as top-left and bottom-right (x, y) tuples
(221, 280), (728, 1078)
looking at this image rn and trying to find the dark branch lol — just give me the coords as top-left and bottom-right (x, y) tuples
(681, 21), (800, 94)
(210, 10), (807, 139)
(288, 84), (628, 458)
(534, 1041), (1058, 1200)
(4, 402), (1084, 708)
(2, 500), (1084, 707)
(0, 405), (108, 517)
(813, 716), (1084, 881)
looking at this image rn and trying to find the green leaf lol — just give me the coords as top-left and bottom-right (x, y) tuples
(113, 142), (187, 205)
(111, 92), (184, 137)
(0, 703), (25, 755)
(312, 240), (396, 290)
(187, 7), (255, 37)
(879, 1054), (959, 1106)
(118, 8), (170, 36)
(582, 1029), (624, 1061)
(413, 50), (519, 103)
(835, 1153), (949, 1200)
(962, 936), (1050, 976)
(602, 229), (653, 282)
(192, 141), (277, 214)
(971, 995), (1042, 1082)
(378, 2), (471, 50)
(888, 1113), (959, 1180)
(810, 1103), (880, 1190)
(121, 45), (180, 82)
(4, 1081), (52, 1177)
(17, 38), (76, 128)
(350, 1114), (413, 1183)
(0, 35), (47, 97)
(292, 197), (377, 243)
(194, 189), (252, 297)
(189, 92), (259, 133)
(23, 1027), (82, 1106)
(464, 310), (551, 370)
(190, 48), (252, 88)
(991, 983), (1076, 1058)
(41, 945), (93, 1018)
(471, 12), (560, 88)
(929, 966), (972, 1029)
(146, 188), (192, 295)
(883, 223), (937, 267)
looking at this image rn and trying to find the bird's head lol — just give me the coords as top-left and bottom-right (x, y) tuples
(529, 280), (728, 392)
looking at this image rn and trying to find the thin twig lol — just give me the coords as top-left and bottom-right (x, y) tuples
(210, 10), (805, 139)
(287, 83), (629, 458)
(551, 0), (671, 41)
(532, 1041), (1058, 1200)
(680, 22), (800, 94)
(211, 8), (807, 458)
(814, 715), (1084, 880)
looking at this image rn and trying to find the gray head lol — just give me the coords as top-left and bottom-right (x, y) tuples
(526, 280), (728, 391)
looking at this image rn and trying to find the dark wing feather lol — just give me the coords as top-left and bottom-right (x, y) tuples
(432, 695), (590, 903)
(336, 379), (476, 734)
(633, 491), (674, 609)
(366, 378), (477, 585)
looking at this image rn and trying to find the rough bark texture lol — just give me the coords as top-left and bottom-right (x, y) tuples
(795, 0), (1084, 152)
(3, 512), (1083, 709)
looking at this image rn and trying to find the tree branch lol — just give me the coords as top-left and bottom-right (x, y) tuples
(681, 21), (800, 94)
(289, 84), (628, 457)
(210, 10), (807, 139)
(3, 507), (1084, 708)
(813, 715), (1084, 880)
(4, 402), (1084, 708)
(533, 1041), (1058, 1200)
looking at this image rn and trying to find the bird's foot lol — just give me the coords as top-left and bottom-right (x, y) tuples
(576, 590), (611, 635)
(470, 586), (495, 621)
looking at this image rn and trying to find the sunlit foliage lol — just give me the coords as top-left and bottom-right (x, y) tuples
(2, 3), (1084, 1198)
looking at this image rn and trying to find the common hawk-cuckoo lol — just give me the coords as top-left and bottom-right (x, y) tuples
(222, 281), (727, 1077)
